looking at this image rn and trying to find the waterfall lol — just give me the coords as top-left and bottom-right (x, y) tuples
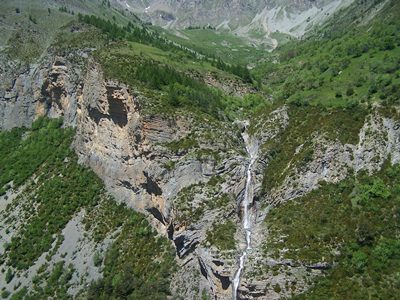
(232, 123), (258, 300)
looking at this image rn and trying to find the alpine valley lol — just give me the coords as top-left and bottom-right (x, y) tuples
(0, 0), (399, 299)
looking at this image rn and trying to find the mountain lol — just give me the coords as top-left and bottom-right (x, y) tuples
(113, 0), (354, 47)
(0, 0), (399, 299)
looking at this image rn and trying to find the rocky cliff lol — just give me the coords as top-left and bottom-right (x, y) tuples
(1, 41), (399, 298)
(0, 44), (249, 299)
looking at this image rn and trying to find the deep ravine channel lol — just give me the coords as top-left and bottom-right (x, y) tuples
(232, 122), (259, 300)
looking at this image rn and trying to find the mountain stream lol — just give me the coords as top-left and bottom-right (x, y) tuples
(232, 122), (258, 300)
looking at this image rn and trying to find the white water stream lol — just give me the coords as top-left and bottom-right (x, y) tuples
(232, 123), (258, 300)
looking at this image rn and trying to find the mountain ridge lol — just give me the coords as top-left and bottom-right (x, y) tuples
(113, 0), (354, 48)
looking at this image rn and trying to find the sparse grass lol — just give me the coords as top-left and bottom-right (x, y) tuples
(0, 0), (140, 62)
(0, 0), (75, 62)
(270, 31), (295, 46)
(53, 23), (107, 51)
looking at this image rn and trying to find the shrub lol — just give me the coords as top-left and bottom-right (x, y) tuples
(351, 250), (368, 272)
(93, 252), (103, 267)
(346, 87), (355, 96)
(5, 269), (14, 283)
(273, 283), (282, 293)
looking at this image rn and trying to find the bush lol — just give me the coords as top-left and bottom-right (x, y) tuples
(351, 250), (368, 272)
(1, 290), (10, 299)
(353, 178), (391, 208)
(273, 283), (282, 293)
(93, 251), (103, 267)
(5, 269), (14, 283)
(371, 239), (400, 271)
(346, 87), (355, 96)
(206, 220), (236, 251)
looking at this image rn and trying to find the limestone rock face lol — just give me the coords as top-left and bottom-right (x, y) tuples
(71, 66), (254, 299)
(0, 52), (84, 130)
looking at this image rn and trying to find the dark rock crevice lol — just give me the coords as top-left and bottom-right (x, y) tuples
(88, 107), (109, 125)
(141, 172), (162, 196)
(107, 95), (128, 127)
(146, 207), (166, 225)
(198, 258), (208, 279)
(173, 233), (199, 258)
(213, 272), (231, 290)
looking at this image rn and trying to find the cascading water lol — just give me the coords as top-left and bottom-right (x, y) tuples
(232, 122), (258, 300)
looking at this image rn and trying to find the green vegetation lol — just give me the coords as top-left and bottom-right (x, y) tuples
(5, 269), (14, 283)
(162, 27), (267, 65)
(96, 46), (226, 118)
(2, 1), (400, 299)
(173, 180), (232, 225)
(206, 220), (236, 251)
(0, 118), (176, 298)
(79, 14), (198, 58)
(53, 25), (107, 52)
(2, 118), (102, 269)
(264, 162), (400, 299)
(254, 3), (400, 108)
(96, 43), (263, 120)
(80, 15), (253, 82)
(0, 0), (75, 63)
(165, 135), (199, 153)
(87, 211), (176, 299)
(28, 261), (75, 299)
(212, 58), (252, 83)
(0, 0), (140, 63)
(0, 118), (71, 194)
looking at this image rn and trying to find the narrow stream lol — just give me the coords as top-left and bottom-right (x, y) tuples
(232, 123), (258, 300)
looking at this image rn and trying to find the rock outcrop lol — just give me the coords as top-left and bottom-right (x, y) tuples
(0, 51), (86, 130)
(267, 111), (400, 206)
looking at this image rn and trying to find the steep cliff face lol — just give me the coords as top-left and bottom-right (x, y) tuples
(72, 63), (250, 299)
(0, 51), (85, 130)
(0, 46), (249, 299)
